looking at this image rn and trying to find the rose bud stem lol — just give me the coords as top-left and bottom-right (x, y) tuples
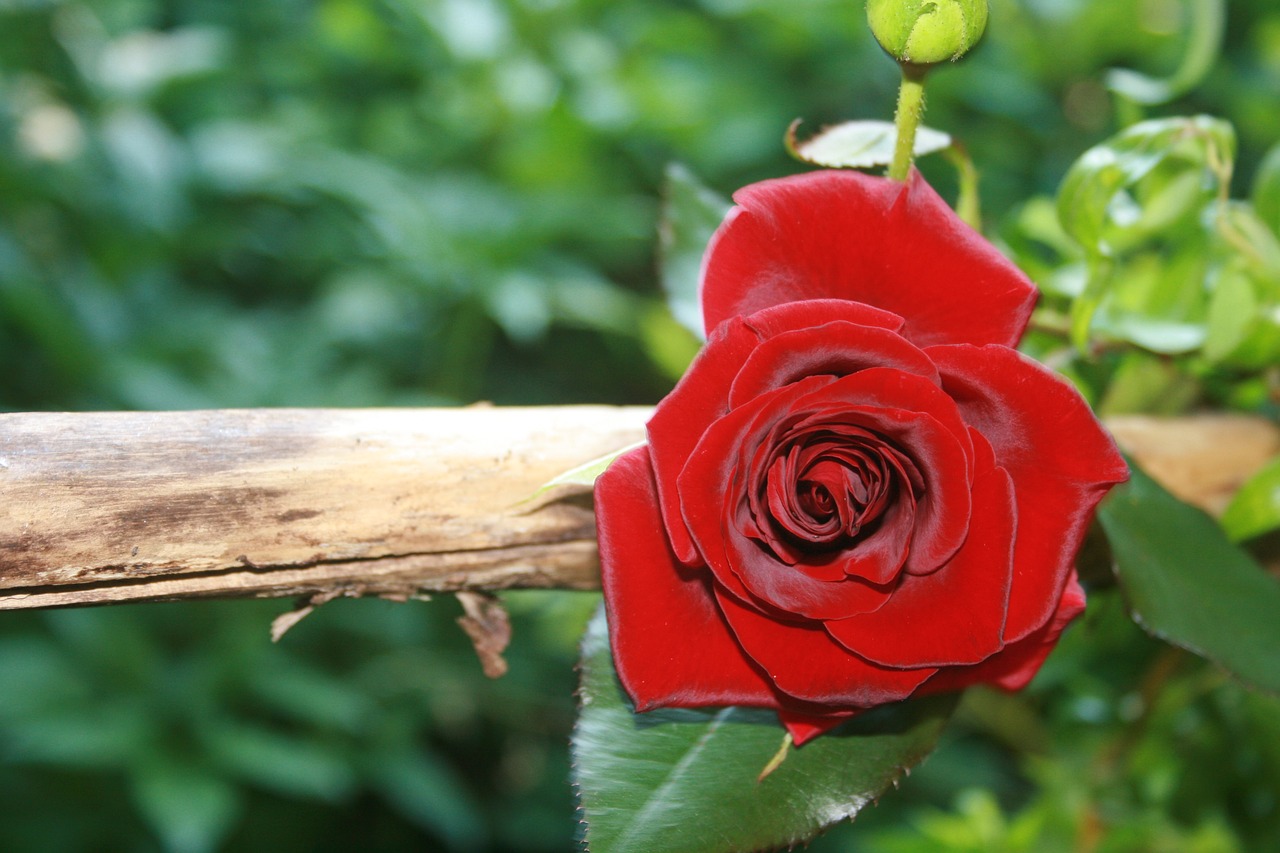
(867, 0), (990, 181)
(888, 64), (929, 182)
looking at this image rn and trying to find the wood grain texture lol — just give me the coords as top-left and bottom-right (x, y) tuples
(0, 407), (1274, 610)
(0, 407), (648, 609)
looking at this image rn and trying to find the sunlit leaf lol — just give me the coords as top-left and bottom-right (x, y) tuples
(1221, 458), (1280, 543)
(573, 608), (957, 853)
(785, 119), (951, 170)
(1098, 463), (1280, 695)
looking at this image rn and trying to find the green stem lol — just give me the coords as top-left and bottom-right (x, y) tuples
(888, 66), (928, 182)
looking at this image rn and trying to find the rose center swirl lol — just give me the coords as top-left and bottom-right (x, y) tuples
(762, 435), (897, 549)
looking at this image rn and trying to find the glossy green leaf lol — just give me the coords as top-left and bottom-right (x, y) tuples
(572, 608), (957, 853)
(658, 164), (731, 341)
(1057, 115), (1234, 257)
(1105, 0), (1225, 105)
(1098, 463), (1280, 695)
(786, 119), (951, 170)
(1056, 116), (1234, 347)
(1221, 457), (1280, 543)
(1254, 142), (1280, 237)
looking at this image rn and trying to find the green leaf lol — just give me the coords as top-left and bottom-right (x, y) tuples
(1055, 115), (1234, 346)
(1254, 142), (1280, 237)
(572, 608), (957, 853)
(1221, 457), (1280, 542)
(1057, 115), (1234, 258)
(200, 719), (357, 802)
(1204, 259), (1280, 369)
(131, 758), (241, 853)
(525, 441), (646, 502)
(658, 163), (731, 340)
(1104, 0), (1225, 106)
(1097, 462), (1280, 695)
(786, 119), (951, 170)
(369, 747), (487, 850)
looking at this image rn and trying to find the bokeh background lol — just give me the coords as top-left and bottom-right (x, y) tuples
(2, 0), (1278, 850)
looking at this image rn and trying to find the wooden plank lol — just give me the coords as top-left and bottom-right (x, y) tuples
(0, 407), (1274, 610)
(0, 407), (648, 609)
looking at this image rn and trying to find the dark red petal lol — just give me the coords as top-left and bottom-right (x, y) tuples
(917, 572), (1086, 695)
(716, 588), (937, 706)
(826, 465), (1016, 668)
(647, 316), (762, 565)
(699, 170), (1036, 347)
(728, 320), (940, 409)
(777, 709), (856, 746)
(790, 370), (975, 576)
(740, 297), (905, 338)
(678, 369), (975, 618)
(679, 377), (896, 616)
(928, 344), (1127, 642)
(596, 447), (779, 709)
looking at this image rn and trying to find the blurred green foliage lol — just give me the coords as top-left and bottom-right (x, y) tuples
(2, 0), (1280, 850)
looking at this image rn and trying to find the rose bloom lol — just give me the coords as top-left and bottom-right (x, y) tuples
(596, 170), (1128, 745)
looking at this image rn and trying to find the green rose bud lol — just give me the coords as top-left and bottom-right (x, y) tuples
(867, 0), (988, 66)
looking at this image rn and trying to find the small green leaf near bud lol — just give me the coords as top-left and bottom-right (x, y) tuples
(867, 0), (988, 66)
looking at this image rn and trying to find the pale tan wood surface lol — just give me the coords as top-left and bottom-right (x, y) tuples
(0, 407), (648, 609)
(1, 407), (1275, 610)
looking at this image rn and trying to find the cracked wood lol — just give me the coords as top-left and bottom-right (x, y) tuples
(0, 407), (1274, 610)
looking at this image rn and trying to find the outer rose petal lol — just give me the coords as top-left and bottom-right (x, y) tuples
(716, 588), (937, 707)
(917, 572), (1087, 696)
(728, 321), (940, 409)
(699, 171), (1037, 348)
(825, 465), (1015, 668)
(597, 447), (779, 709)
(928, 344), (1127, 642)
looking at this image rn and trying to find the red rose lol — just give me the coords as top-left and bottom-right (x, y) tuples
(595, 170), (1128, 745)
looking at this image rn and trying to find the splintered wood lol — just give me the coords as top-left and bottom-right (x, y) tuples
(0, 407), (1275, 610)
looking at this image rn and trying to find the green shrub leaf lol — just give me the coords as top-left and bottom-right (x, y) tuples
(572, 608), (957, 853)
(1098, 462), (1280, 695)
(1221, 457), (1280, 543)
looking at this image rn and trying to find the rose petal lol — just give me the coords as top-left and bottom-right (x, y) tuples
(789, 370), (975, 576)
(647, 316), (762, 565)
(678, 369), (974, 617)
(648, 299), (909, 566)
(699, 170), (1037, 347)
(825, 465), (1016, 668)
(917, 572), (1086, 695)
(728, 320), (940, 409)
(777, 709), (857, 746)
(928, 344), (1127, 642)
(716, 588), (937, 707)
(739, 297), (905, 339)
(597, 447), (779, 709)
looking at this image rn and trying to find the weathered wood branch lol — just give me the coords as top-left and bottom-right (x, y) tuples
(1, 407), (1276, 611)
(0, 407), (648, 609)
